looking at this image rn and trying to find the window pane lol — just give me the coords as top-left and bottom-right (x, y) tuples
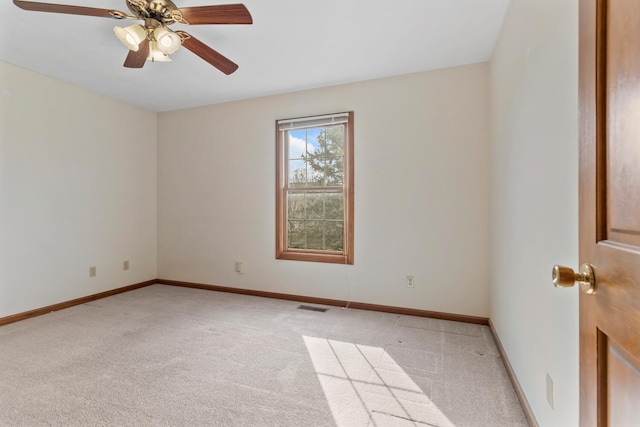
(289, 159), (307, 187)
(306, 128), (321, 153)
(325, 125), (345, 146)
(287, 193), (305, 220)
(307, 163), (325, 186)
(308, 155), (327, 187)
(287, 191), (343, 221)
(288, 129), (309, 159)
(325, 192), (343, 220)
(286, 190), (344, 251)
(305, 192), (324, 219)
(325, 156), (344, 185)
(325, 221), (344, 251)
(305, 220), (324, 250)
(286, 124), (344, 189)
(288, 220), (305, 249)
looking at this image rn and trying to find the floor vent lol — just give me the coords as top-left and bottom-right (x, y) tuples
(297, 305), (328, 312)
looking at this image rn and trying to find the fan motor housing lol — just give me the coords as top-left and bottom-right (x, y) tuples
(126, 0), (180, 25)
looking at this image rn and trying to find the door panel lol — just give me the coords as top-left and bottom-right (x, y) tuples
(580, 0), (640, 425)
(605, 0), (640, 246)
(604, 335), (640, 426)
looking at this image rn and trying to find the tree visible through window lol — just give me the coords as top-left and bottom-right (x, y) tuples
(276, 112), (354, 264)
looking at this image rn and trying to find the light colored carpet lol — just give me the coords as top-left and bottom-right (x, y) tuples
(0, 285), (529, 426)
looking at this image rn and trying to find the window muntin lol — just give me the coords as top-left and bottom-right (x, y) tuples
(276, 112), (354, 264)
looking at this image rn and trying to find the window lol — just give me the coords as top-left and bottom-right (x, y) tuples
(276, 112), (354, 264)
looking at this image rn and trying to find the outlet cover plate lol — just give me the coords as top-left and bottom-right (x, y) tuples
(406, 275), (415, 288)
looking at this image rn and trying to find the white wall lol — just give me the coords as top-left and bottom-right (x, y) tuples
(489, 0), (579, 426)
(0, 61), (158, 318)
(158, 63), (491, 317)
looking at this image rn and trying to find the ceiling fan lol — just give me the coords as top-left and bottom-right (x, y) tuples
(13, 0), (253, 74)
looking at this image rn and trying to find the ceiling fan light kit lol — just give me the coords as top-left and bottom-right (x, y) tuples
(147, 41), (172, 62)
(114, 24), (147, 51)
(154, 26), (181, 55)
(114, 20), (180, 59)
(13, 0), (253, 74)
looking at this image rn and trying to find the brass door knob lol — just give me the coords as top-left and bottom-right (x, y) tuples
(552, 264), (596, 294)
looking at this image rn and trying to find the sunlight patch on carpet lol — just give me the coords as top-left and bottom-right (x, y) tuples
(303, 336), (456, 427)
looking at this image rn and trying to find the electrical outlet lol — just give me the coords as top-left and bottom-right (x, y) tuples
(123, 261), (129, 271)
(406, 275), (415, 288)
(89, 266), (96, 278)
(235, 261), (244, 274)
(546, 373), (554, 409)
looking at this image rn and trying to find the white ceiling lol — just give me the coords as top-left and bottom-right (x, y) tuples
(0, 0), (511, 112)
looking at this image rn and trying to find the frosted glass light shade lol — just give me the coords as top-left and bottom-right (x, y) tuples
(154, 27), (181, 54)
(114, 24), (147, 51)
(147, 41), (172, 62)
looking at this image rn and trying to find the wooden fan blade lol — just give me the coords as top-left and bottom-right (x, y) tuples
(178, 4), (252, 25)
(13, 0), (119, 18)
(123, 39), (150, 69)
(176, 31), (239, 75)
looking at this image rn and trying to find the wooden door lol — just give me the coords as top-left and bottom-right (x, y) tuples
(579, 0), (640, 425)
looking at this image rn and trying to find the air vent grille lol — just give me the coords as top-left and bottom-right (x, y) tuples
(297, 305), (328, 312)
